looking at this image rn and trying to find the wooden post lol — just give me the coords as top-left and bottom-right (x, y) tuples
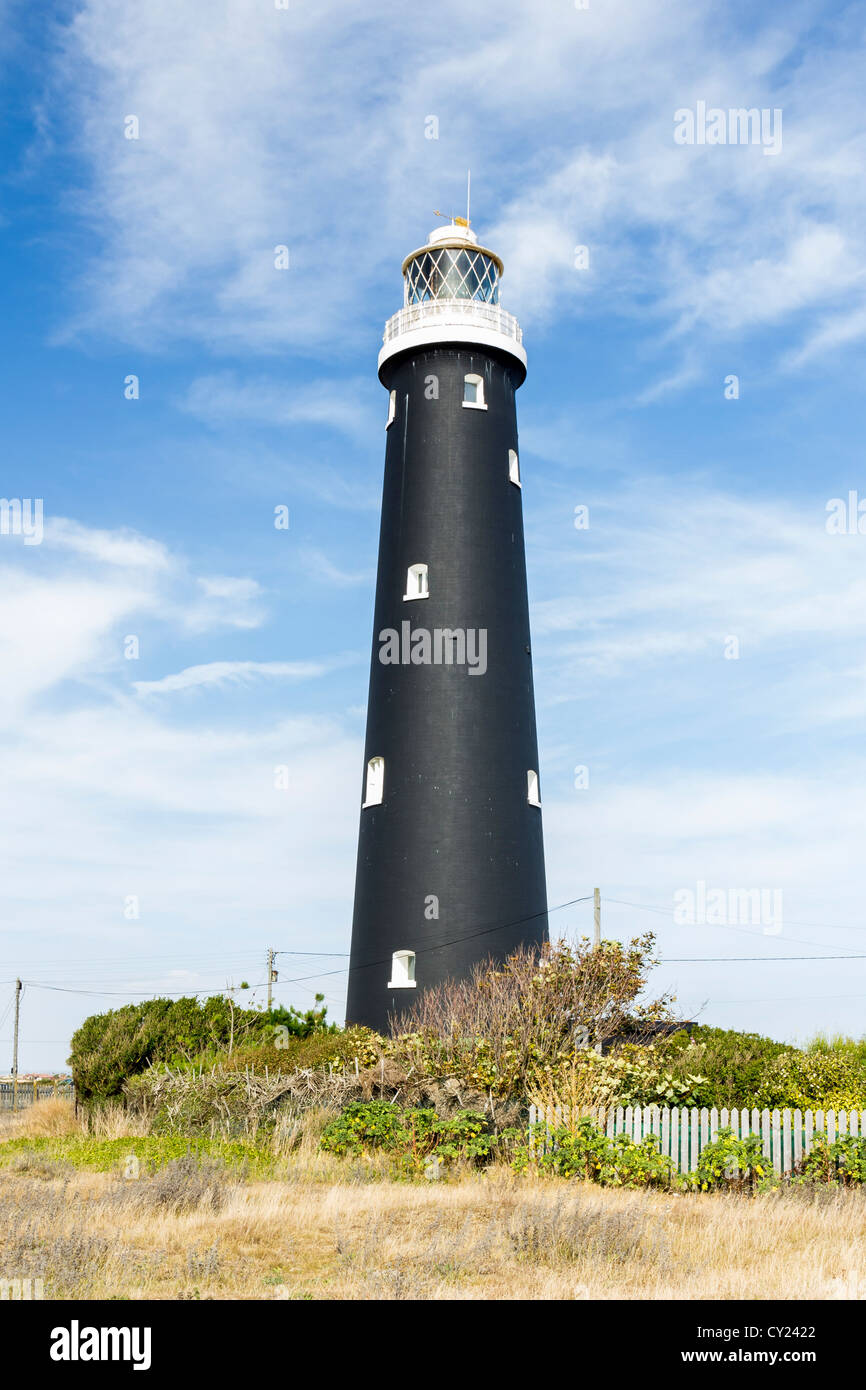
(11, 979), (21, 1109)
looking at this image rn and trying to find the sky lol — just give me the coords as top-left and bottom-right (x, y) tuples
(2, 0), (866, 1071)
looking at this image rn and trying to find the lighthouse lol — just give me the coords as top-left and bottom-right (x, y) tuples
(345, 214), (548, 1033)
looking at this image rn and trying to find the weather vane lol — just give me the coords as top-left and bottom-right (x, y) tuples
(434, 170), (472, 228)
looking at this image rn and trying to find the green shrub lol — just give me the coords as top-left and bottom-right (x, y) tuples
(754, 1049), (866, 1111)
(69, 994), (343, 1101)
(319, 1101), (506, 1170)
(691, 1128), (768, 1192)
(656, 1027), (792, 1109)
(221, 1027), (380, 1076)
(797, 1134), (866, 1186)
(518, 1118), (673, 1189)
(805, 1033), (866, 1068)
(394, 935), (676, 1097)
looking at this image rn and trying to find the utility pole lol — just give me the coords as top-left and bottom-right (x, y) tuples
(266, 950), (276, 1011)
(11, 979), (21, 1110)
(593, 888), (601, 948)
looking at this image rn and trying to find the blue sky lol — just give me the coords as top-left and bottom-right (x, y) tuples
(2, 0), (866, 1070)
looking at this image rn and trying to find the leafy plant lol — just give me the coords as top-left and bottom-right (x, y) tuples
(528, 1045), (709, 1114)
(691, 1128), (767, 1192)
(797, 1133), (866, 1186)
(69, 994), (344, 1100)
(394, 935), (677, 1097)
(754, 1049), (866, 1111)
(517, 1117), (673, 1189)
(319, 1101), (507, 1170)
(654, 1027), (792, 1109)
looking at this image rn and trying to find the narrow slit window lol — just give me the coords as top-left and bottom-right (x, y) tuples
(462, 374), (486, 410)
(388, 950), (417, 988)
(403, 562), (429, 601)
(527, 769), (541, 807)
(508, 449), (521, 487)
(386, 389), (396, 428)
(363, 756), (384, 807)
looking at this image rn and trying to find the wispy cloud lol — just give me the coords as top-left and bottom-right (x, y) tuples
(134, 656), (356, 695)
(45, 518), (173, 571)
(530, 479), (866, 731)
(181, 372), (378, 441)
(46, 0), (866, 389)
(299, 546), (372, 589)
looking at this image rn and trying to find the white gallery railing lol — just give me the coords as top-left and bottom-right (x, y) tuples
(383, 299), (523, 345)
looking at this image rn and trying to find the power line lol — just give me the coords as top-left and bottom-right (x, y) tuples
(709, 992), (866, 1004)
(663, 955), (866, 962)
(12, 894), (593, 998)
(7, 889), (866, 1008)
(605, 897), (866, 960)
(277, 895), (595, 989)
(19, 979), (270, 1001)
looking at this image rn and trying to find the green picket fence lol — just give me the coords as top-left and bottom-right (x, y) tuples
(528, 1104), (866, 1175)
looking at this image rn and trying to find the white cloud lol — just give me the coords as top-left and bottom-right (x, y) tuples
(0, 510), (364, 1061)
(530, 480), (866, 731)
(783, 303), (866, 369)
(0, 567), (152, 715)
(182, 372), (378, 441)
(134, 657), (354, 695)
(196, 577), (260, 601)
(44, 0), (866, 386)
(46, 518), (173, 571)
(298, 547), (372, 589)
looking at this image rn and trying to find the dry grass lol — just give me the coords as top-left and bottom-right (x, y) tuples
(1, 1096), (863, 1300)
(0, 1098), (148, 1142)
(1, 1158), (864, 1300)
(0, 1098), (80, 1139)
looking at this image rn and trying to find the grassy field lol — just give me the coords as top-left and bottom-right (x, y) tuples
(0, 1100), (864, 1300)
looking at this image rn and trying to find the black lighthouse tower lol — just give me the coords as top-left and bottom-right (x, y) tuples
(346, 217), (548, 1033)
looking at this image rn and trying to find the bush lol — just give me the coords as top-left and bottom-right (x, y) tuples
(394, 935), (676, 1097)
(528, 1045), (709, 1114)
(690, 1128), (768, 1193)
(221, 1027), (380, 1076)
(319, 1101), (507, 1169)
(797, 1134), (866, 1186)
(754, 1049), (866, 1111)
(69, 994), (342, 1101)
(518, 1118), (673, 1189)
(655, 1027), (792, 1109)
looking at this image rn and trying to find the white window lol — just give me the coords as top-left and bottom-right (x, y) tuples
(462, 374), (486, 410)
(386, 389), (396, 428)
(388, 949), (417, 988)
(508, 449), (521, 487)
(363, 756), (384, 807)
(403, 562), (429, 601)
(527, 769), (541, 807)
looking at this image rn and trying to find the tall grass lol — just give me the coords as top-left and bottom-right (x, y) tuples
(0, 1160), (863, 1300)
(804, 1033), (866, 1065)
